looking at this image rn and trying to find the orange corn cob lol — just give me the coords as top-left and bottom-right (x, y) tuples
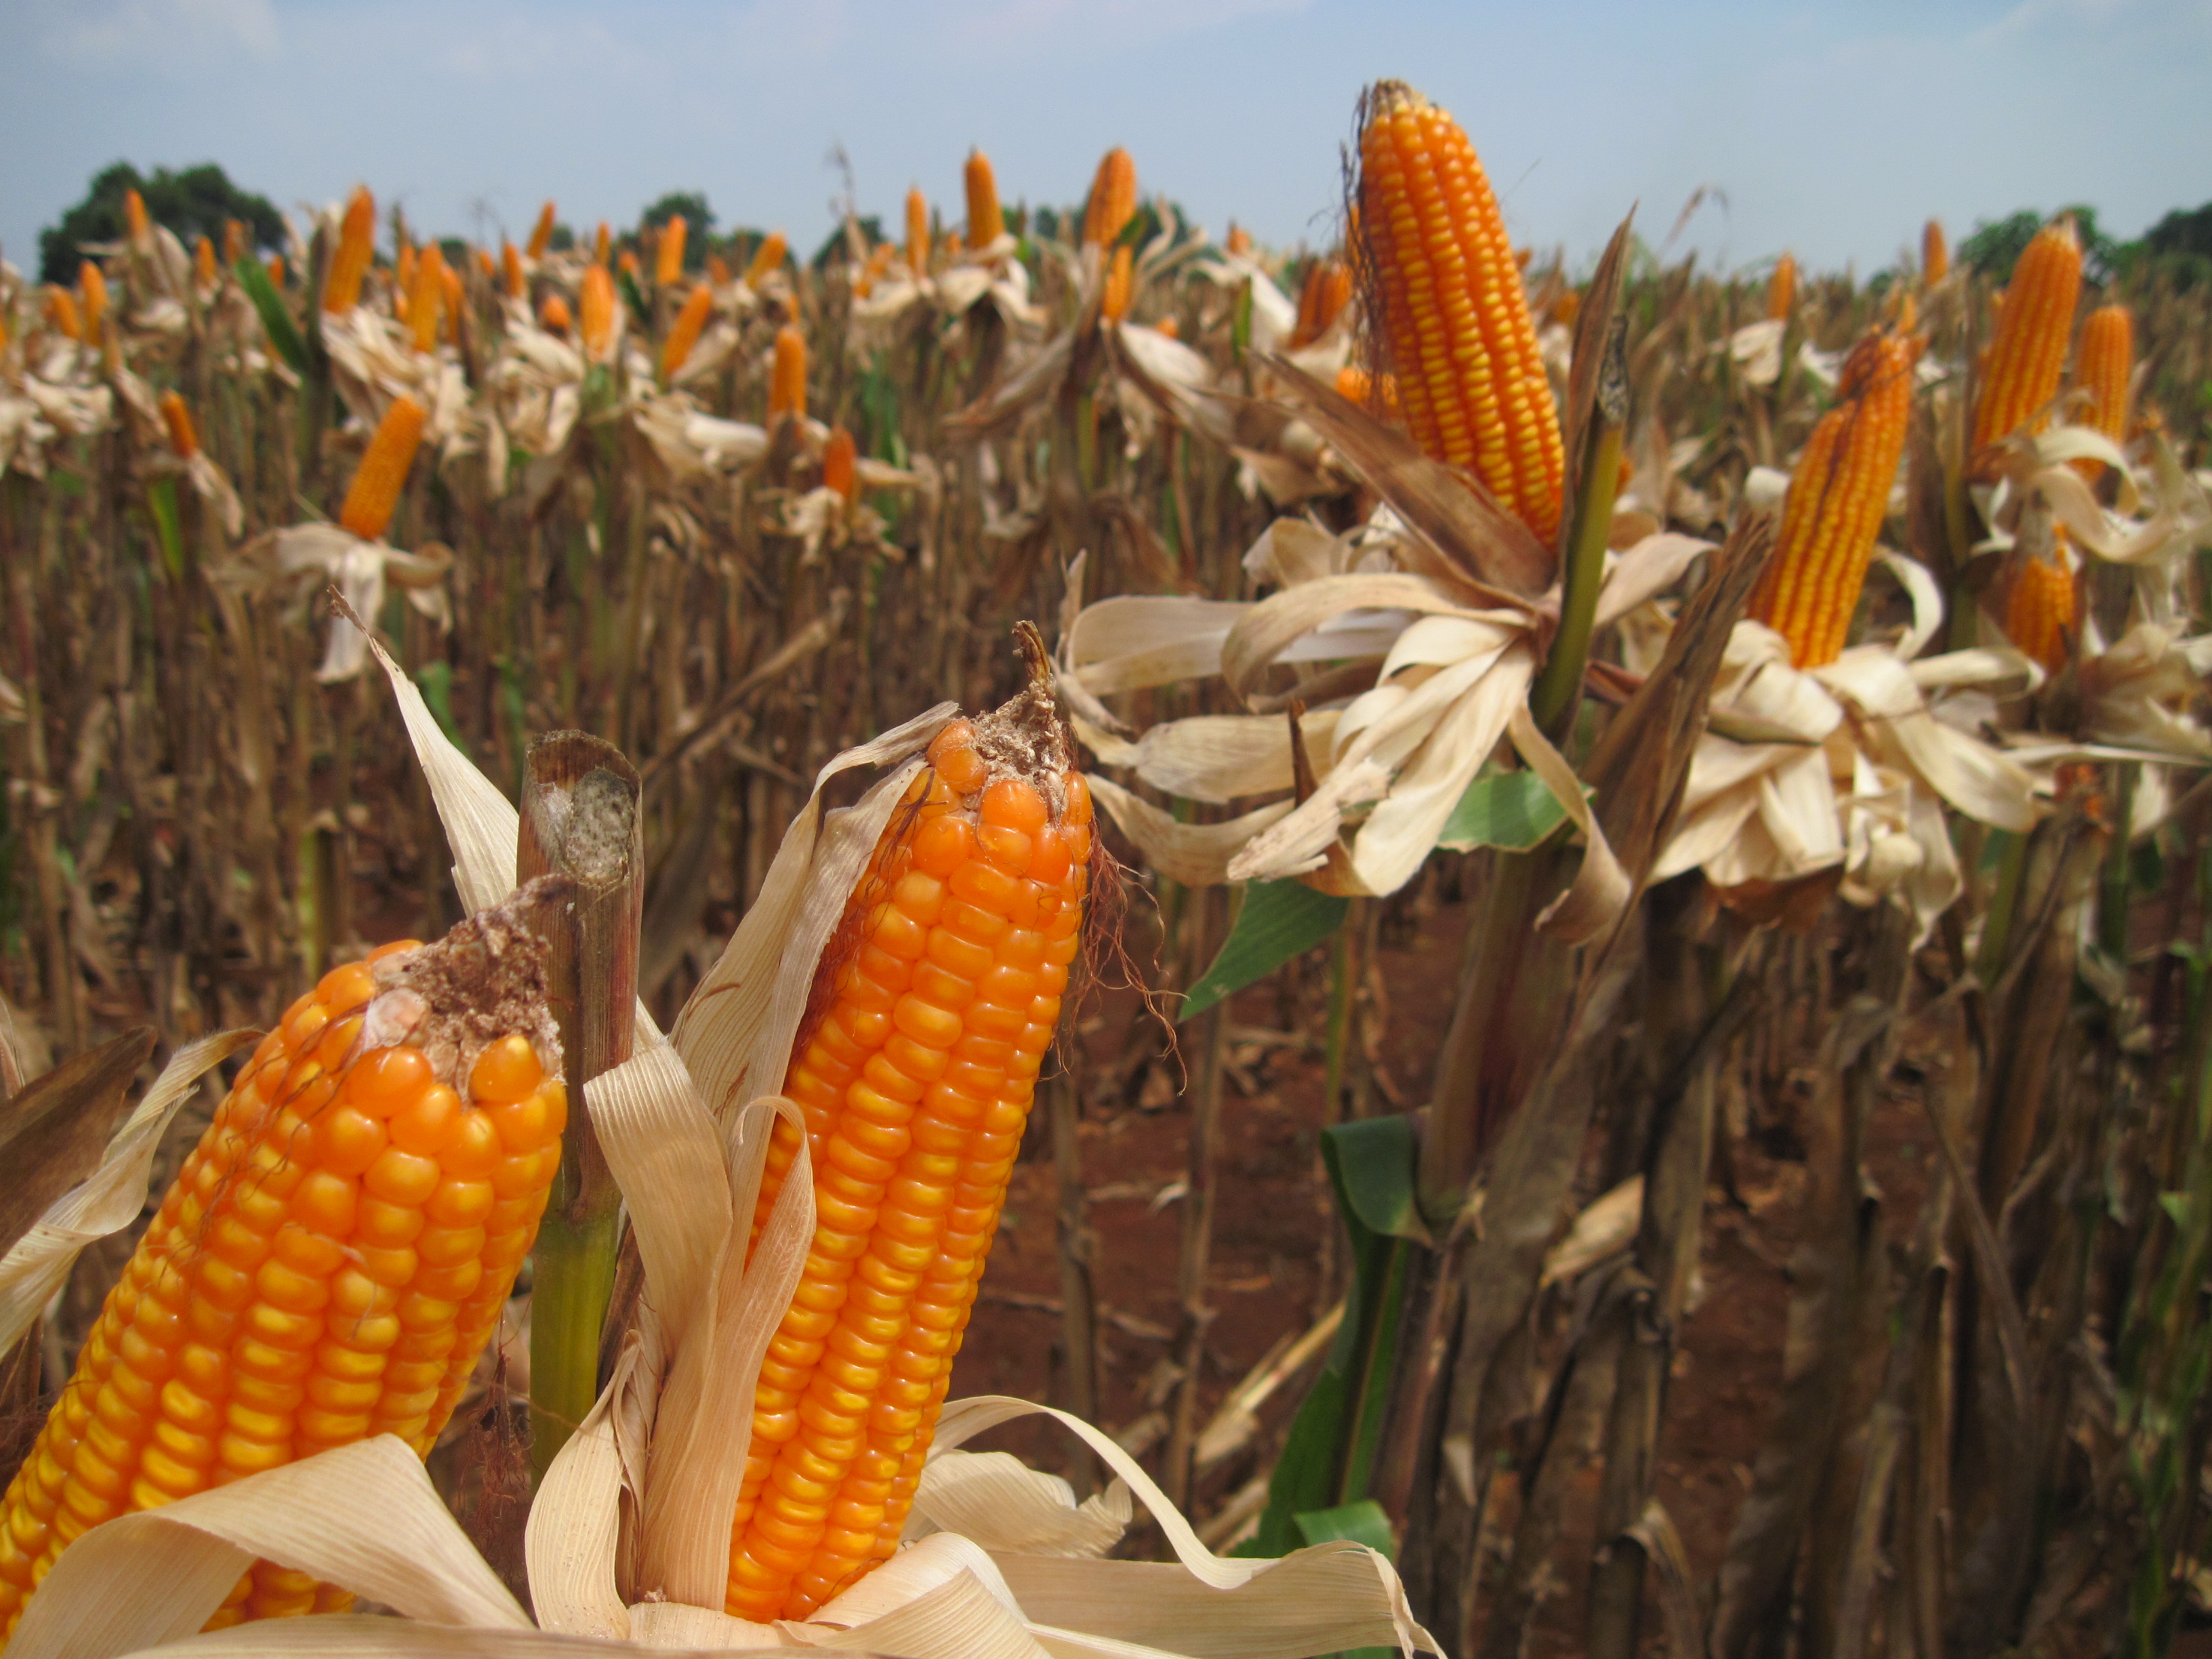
(194, 236), (218, 289)
(966, 151), (1003, 250)
(2005, 545), (2076, 673)
(1923, 219), (1949, 285)
(1152, 315), (1179, 340)
(268, 256), (285, 289)
(1746, 327), (1917, 667)
(440, 263), (465, 343)
(0, 898), (564, 1641)
(662, 285), (714, 381)
(160, 391), (199, 459)
(1082, 148), (1136, 247)
(593, 223), (611, 268)
(657, 217), (688, 287)
(539, 293), (573, 336)
(1970, 218), (2082, 462)
(1288, 258), (1351, 349)
(502, 241), (526, 299)
(854, 243), (896, 299)
(323, 187), (376, 314)
(823, 426), (859, 504)
(1765, 253), (1797, 321)
(725, 658), (1088, 1622)
(2074, 303), (2133, 445)
(906, 188), (930, 275)
(746, 232), (788, 287)
(474, 248), (495, 283)
(579, 266), (618, 361)
(1553, 289), (1583, 328)
(770, 325), (807, 423)
(407, 246), (447, 354)
(394, 245), (417, 317)
(1356, 79), (1565, 545)
(339, 395), (428, 543)
(527, 201), (557, 262)
(224, 219), (247, 268)
(1335, 364), (1401, 421)
(79, 262), (108, 349)
(708, 253), (732, 288)
(618, 250), (641, 283)
(1101, 245), (1134, 323)
(45, 287), (83, 342)
(1225, 224), (1252, 257)
(123, 189), (150, 247)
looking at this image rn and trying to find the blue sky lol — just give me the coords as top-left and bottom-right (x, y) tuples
(3, 0), (2207, 279)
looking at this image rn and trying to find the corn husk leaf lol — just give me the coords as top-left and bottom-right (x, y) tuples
(0, 1027), (154, 1259)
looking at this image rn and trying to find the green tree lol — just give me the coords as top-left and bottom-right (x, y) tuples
(40, 161), (284, 285)
(1961, 203), (2122, 285)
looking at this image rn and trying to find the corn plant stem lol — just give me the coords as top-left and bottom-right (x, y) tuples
(518, 733), (643, 1484)
(1164, 888), (1230, 1515)
(2100, 762), (2138, 961)
(1321, 913), (1357, 1121)
(1530, 319), (1627, 740)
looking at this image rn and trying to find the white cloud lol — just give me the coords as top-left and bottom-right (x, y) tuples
(40, 0), (279, 65)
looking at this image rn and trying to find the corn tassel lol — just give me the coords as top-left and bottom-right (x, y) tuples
(965, 152), (1002, 250)
(527, 201), (557, 262)
(193, 237), (217, 289)
(724, 659), (1088, 1622)
(906, 188), (930, 275)
(338, 395), (428, 543)
(1288, 258), (1351, 349)
(502, 241), (525, 300)
(1970, 217), (2082, 461)
(323, 187), (376, 314)
(661, 285), (714, 382)
(160, 391), (199, 459)
(1082, 148), (1136, 247)
(823, 426), (859, 504)
(1746, 327), (1917, 667)
(657, 217), (687, 287)
(1101, 245), (1134, 323)
(770, 326), (807, 423)
(1765, 253), (1797, 321)
(2005, 543), (2076, 672)
(745, 232), (788, 287)
(1923, 219), (1949, 285)
(407, 246), (446, 355)
(540, 293), (573, 336)
(45, 287), (82, 343)
(0, 903), (564, 1640)
(1356, 79), (1565, 546)
(579, 266), (617, 361)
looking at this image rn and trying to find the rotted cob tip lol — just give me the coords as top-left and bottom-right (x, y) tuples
(1970, 216), (2083, 464)
(339, 394), (429, 543)
(656, 216), (688, 287)
(965, 150), (1003, 250)
(1082, 147), (1137, 248)
(1355, 78), (1565, 546)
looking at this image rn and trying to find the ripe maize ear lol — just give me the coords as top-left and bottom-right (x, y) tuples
(407, 247), (446, 356)
(2074, 303), (2133, 446)
(579, 266), (618, 361)
(966, 151), (1003, 250)
(769, 326), (807, 423)
(323, 187), (376, 315)
(1746, 327), (1917, 668)
(474, 249), (495, 283)
(1970, 218), (2081, 462)
(527, 202), (558, 262)
(1765, 253), (1797, 322)
(724, 653), (1089, 1622)
(79, 263), (108, 350)
(1553, 289), (1582, 328)
(1356, 79), (1565, 545)
(160, 390), (199, 459)
(540, 293), (573, 336)
(338, 395), (428, 544)
(224, 219), (247, 268)
(745, 233), (788, 287)
(1289, 258), (1351, 349)
(439, 264), (465, 344)
(123, 190), (150, 247)
(1101, 245), (1134, 323)
(1225, 224), (1253, 257)
(823, 425), (859, 504)
(906, 188), (931, 276)
(194, 237), (218, 289)
(267, 256), (285, 289)
(662, 285), (714, 382)
(1082, 148), (1137, 248)
(502, 241), (525, 300)
(2005, 544), (2076, 673)
(0, 896), (565, 1641)
(45, 287), (82, 343)
(708, 253), (732, 289)
(1923, 219), (1948, 285)
(1152, 315), (1179, 340)
(594, 224), (611, 268)
(394, 245), (417, 319)
(657, 218), (687, 287)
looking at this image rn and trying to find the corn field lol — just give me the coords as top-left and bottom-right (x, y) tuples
(3, 88), (2212, 1659)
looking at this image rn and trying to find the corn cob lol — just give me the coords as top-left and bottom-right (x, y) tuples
(79, 263), (108, 350)
(502, 241), (525, 300)
(2005, 543), (2076, 672)
(1288, 258), (1351, 349)
(224, 219), (247, 268)
(2075, 303), (2133, 445)
(123, 190), (150, 247)
(708, 253), (732, 289)
(745, 233), (788, 287)
(1553, 289), (1582, 328)
(474, 248), (495, 283)
(823, 426), (859, 504)
(662, 285), (714, 381)
(160, 391), (199, 459)
(905, 188), (931, 276)
(440, 264), (465, 344)
(394, 245), (417, 320)
(45, 288), (82, 343)
(593, 224), (611, 268)
(1970, 218), (2082, 461)
(1356, 79), (1565, 545)
(657, 218), (687, 287)
(618, 251), (641, 285)
(339, 396), (428, 543)
(1765, 253), (1797, 321)
(267, 257), (285, 289)
(323, 187), (376, 314)
(725, 650), (1088, 1622)
(1746, 327), (1917, 668)
(0, 897), (565, 1640)
(1923, 219), (1949, 285)
(579, 267), (617, 361)
(1335, 364), (1401, 421)
(943, 232), (964, 262)
(1082, 148), (1137, 248)
(194, 237), (218, 289)
(527, 202), (558, 262)
(770, 326), (807, 423)
(965, 151), (1002, 250)
(1225, 224), (1253, 258)
(540, 293), (573, 336)
(1101, 245), (1134, 323)
(407, 247), (446, 355)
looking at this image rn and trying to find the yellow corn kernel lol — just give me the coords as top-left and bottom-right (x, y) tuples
(2005, 543), (2076, 673)
(769, 326), (806, 423)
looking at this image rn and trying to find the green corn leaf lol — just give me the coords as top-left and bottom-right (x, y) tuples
(1181, 880), (1347, 1023)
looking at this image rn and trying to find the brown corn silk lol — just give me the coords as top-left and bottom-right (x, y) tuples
(0, 900), (566, 1639)
(723, 668), (1090, 1622)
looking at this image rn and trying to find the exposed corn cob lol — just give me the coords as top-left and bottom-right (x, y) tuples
(724, 653), (1088, 1622)
(1923, 220), (1949, 285)
(0, 897), (565, 1640)
(1765, 253), (1797, 321)
(662, 285), (714, 381)
(2005, 543), (2076, 672)
(823, 425), (859, 504)
(123, 189), (150, 247)
(224, 218), (247, 268)
(855, 244), (896, 299)
(323, 187), (376, 314)
(593, 223), (611, 268)
(194, 237), (218, 289)
(540, 293), (573, 336)
(1082, 148), (1136, 247)
(339, 395), (428, 543)
(943, 232), (964, 261)
(579, 266), (617, 361)
(1335, 364), (1401, 421)
(1152, 315), (1179, 340)
(407, 246), (447, 355)
(2075, 303), (2133, 446)
(1225, 224), (1252, 257)
(745, 232), (788, 287)
(527, 202), (557, 262)
(394, 245), (418, 319)
(1288, 258), (1351, 349)
(1355, 79), (1565, 545)
(268, 255), (286, 289)
(439, 263), (465, 344)
(160, 391), (199, 459)
(965, 151), (1002, 250)
(45, 287), (82, 343)
(79, 263), (108, 350)
(1746, 327), (1917, 667)
(1101, 245), (1134, 323)
(708, 253), (732, 289)
(474, 247), (494, 282)
(1970, 217), (2082, 462)
(657, 217), (688, 287)
(502, 241), (525, 300)
(770, 326), (807, 423)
